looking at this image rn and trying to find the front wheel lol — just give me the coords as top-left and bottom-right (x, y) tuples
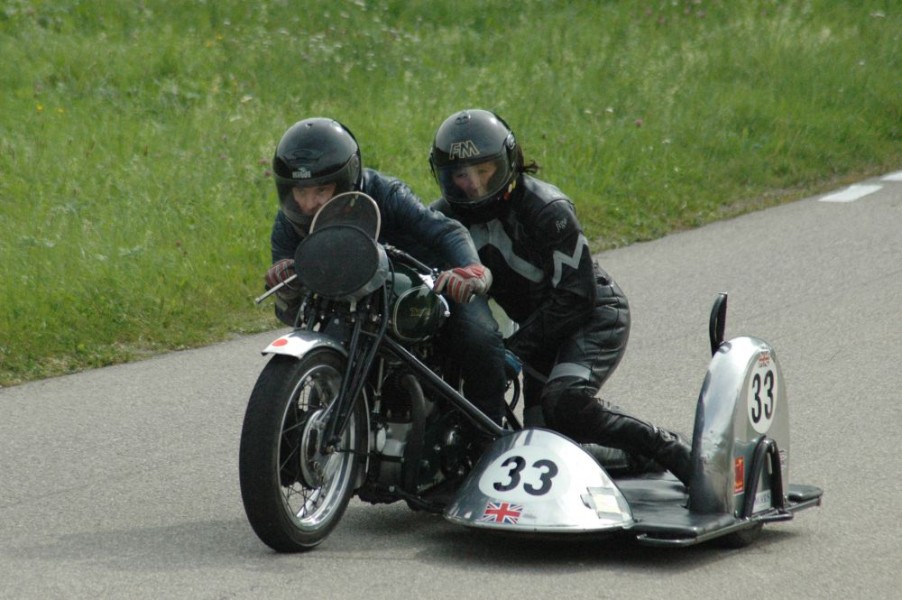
(239, 351), (366, 552)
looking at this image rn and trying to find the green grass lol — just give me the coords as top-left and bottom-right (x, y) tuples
(1, 0), (899, 386)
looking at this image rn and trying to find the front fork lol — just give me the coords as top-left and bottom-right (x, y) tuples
(320, 288), (390, 452)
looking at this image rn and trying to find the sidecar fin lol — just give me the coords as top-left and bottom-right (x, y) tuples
(709, 293), (728, 356)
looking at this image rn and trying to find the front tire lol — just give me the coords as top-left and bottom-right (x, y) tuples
(239, 351), (366, 552)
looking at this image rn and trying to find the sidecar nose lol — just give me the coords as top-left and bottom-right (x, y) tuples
(444, 428), (634, 534)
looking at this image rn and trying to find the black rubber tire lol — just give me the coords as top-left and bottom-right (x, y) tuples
(239, 351), (365, 552)
(719, 523), (764, 548)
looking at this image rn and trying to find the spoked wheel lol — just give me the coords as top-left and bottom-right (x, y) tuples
(239, 351), (366, 552)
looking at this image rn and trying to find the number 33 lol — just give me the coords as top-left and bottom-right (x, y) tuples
(493, 456), (559, 496)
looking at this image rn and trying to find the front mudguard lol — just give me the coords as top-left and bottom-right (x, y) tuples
(262, 330), (348, 360)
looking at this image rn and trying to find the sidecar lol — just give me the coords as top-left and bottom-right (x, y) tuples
(444, 294), (823, 547)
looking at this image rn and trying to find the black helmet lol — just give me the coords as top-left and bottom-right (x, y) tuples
(273, 118), (362, 230)
(429, 109), (519, 215)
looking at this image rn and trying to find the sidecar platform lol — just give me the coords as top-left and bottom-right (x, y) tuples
(613, 474), (822, 547)
(445, 320), (824, 547)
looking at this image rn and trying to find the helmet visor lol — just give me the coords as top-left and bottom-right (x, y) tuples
(276, 155), (360, 227)
(435, 156), (511, 205)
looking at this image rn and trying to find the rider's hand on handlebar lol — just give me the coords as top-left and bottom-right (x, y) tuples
(434, 264), (492, 304)
(265, 258), (300, 292)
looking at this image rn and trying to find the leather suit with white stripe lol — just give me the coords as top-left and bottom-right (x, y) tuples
(432, 174), (692, 485)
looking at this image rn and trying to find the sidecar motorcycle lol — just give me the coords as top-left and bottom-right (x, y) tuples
(239, 192), (822, 552)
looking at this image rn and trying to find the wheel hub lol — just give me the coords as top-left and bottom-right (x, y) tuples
(298, 408), (329, 488)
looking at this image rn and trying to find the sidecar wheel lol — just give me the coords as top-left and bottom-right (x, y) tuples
(719, 523), (764, 548)
(239, 351), (365, 552)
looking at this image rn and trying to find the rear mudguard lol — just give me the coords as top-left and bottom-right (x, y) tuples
(688, 336), (789, 515)
(261, 330), (348, 360)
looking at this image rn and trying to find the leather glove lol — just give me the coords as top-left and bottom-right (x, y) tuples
(434, 264), (492, 304)
(503, 348), (522, 379)
(265, 258), (300, 292)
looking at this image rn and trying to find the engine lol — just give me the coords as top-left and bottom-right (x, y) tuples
(357, 365), (473, 506)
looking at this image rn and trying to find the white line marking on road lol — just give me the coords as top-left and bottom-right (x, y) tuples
(881, 171), (902, 182)
(819, 184), (883, 203)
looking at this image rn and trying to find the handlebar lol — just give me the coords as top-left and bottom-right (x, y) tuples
(254, 274), (299, 305)
(254, 244), (457, 306)
(383, 245), (435, 275)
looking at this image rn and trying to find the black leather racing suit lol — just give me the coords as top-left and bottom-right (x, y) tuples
(269, 168), (507, 423)
(432, 174), (692, 485)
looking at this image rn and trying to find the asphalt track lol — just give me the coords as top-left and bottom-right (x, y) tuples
(2, 172), (900, 599)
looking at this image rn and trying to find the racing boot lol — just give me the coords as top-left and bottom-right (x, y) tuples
(555, 395), (694, 487)
(582, 444), (673, 477)
(602, 417), (692, 486)
(581, 443), (631, 472)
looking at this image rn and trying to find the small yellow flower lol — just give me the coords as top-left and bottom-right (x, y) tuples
(36, 103), (44, 113)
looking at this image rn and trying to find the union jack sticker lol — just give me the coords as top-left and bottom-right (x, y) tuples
(479, 501), (524, 525)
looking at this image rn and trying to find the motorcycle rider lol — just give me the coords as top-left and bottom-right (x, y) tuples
(265, 117), (507, 425)
(428, 109), (693, 486)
